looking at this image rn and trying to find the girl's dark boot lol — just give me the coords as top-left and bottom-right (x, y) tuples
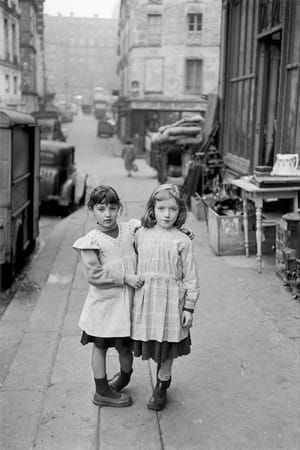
(108, 368), (133, 392)
(93, 376), (132, 407)
(147, 377), (171, 411)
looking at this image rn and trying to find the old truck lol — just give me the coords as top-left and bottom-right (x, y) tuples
(0, 108), (40, 289)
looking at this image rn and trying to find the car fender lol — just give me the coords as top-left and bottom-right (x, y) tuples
(74, 172), (88, 205)
(59, 179), (75, 206)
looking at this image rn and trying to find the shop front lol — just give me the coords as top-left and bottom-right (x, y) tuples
(117, 98), (207, 154)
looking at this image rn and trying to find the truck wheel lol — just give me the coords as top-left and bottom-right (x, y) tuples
(25, 239), (36, 256)
(13, 230), (24, 277)
(2, 230), (24, 288)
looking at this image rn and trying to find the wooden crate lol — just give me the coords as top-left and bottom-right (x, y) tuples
(208, 207), (256, 256)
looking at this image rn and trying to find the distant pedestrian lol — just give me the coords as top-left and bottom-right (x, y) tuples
(122, 139), (137, 177)
(72, 185), (144, 408)
(131, 183), (200, 411)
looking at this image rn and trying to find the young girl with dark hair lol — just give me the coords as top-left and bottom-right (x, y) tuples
(131, 184), (200, 411)
(72, 185), (144, 408)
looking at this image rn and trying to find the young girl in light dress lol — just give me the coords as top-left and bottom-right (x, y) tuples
(72, 185), (144, 408)
(131, 184), (200, 411)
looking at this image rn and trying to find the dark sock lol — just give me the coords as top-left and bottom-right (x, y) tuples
(113, 368), (133, 390)
(119, 368), (133, 382)
(95, 376), (109, 395)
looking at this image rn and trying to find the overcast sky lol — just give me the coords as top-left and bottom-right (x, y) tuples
(44, 0), (120, 18)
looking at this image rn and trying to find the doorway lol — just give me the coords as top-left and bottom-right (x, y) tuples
(256, 32), (281, 166)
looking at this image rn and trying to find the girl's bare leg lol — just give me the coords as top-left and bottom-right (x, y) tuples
(158, 358), (173, 380)
(92, 345), (107, 379)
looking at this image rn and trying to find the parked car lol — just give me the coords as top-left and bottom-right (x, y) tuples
(97, 119), (115, 137)
(40, 140), (87, 214)
(0, 108), (40, 288)
(32, 110), (66, 141)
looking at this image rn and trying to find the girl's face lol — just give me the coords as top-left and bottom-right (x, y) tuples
(154, 197), (179, 230)
(93, 202), (119, 229)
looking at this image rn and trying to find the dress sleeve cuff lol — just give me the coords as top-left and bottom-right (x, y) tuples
(184, 298), (196, 310)
(114, 274), (124, 286)
(183, 307), (194, 313)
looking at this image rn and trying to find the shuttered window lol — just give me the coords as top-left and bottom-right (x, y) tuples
(185, 59), (202, 92)
(148, 14), (162, 45)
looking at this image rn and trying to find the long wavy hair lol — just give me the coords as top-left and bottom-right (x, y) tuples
(141, 184), (187, 228)
(87, 185), (122, 211)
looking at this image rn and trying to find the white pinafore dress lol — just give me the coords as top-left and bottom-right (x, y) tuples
(73, 220), (140, 338)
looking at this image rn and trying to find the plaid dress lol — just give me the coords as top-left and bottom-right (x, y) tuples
(131, 226), (199, 362)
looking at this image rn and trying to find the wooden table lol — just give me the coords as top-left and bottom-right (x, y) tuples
(231, 176), (300, 272)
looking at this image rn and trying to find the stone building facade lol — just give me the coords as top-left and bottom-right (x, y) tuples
(0, 0), (22, 109)
(35, 0), (46, 108)
(117, 0), (221, 145)
(44, 14), (119, 103)
(19, 0), (46, 113)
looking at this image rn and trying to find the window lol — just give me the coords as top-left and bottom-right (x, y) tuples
(187, 13), (202, 32)
(12, 23), (18, 63)
(185, 59), (202, 92)
(147, 14), (162, 45)
(5, 74), (10, 93)
(13, 76), (18, 94)
(4, 18), (9, 58)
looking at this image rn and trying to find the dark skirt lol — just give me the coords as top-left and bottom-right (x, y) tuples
(80, 331), (131, 352)
(131, 334), (192, 364)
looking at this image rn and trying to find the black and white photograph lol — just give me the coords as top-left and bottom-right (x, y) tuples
(0, 0), (299, 449)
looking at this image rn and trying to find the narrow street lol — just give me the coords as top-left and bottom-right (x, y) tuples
(0, 114), (299, 449)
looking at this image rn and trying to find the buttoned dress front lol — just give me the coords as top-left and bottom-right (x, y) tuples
(73, 219), (139, 338)
(131, 226), (200, 345)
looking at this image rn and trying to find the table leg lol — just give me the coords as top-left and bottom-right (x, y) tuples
(256, 206), (263, 273)
(242, 198), (249, 257)
(293, 193), (299, 212)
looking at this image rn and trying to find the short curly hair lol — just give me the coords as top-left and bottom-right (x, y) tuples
(141, 184), (187, 228)
(87, 185), (122, 210)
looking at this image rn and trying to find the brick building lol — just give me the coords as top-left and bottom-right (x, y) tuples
(117, 0), (221, 145)
(44, 14), (119, 103)
(0, 0), (22, 109)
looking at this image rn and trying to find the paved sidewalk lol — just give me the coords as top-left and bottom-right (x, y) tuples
(0, 161), (299, 449)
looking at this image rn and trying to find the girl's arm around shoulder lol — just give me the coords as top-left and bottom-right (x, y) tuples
(179, 237), (200, 311)
(128, 218), (141, 234)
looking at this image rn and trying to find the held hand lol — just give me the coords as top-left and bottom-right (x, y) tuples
(124, 274), (144, 289)
(181, 311), (193, 328)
